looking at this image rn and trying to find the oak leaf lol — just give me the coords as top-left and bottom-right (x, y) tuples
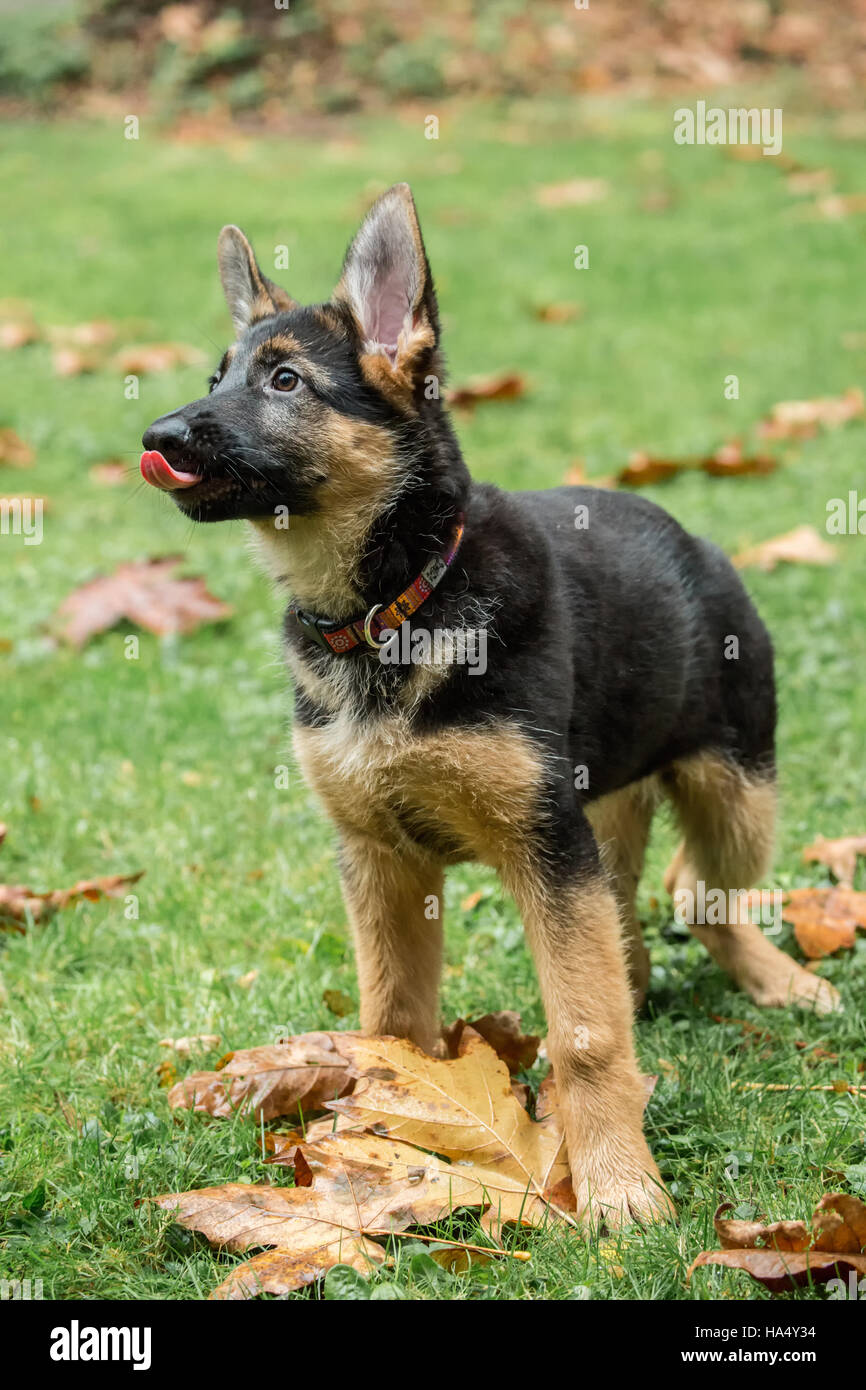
(732, 525), (836, 572)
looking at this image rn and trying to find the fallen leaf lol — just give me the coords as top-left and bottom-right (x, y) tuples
(618, 453), (684, 487)
(55, 556), (233, 646)
(732, 525), (836, 572)
(689, 1196), (866, 1292)
(563, 461), (616, 489)
(112, 343), (204, 375)
(235, 969), (258, 990)
(619, 443), (775, 488)
(167, 1032), (358, 1122)
(802, 834), (866, 888)
(786, 169), (832, 195)
(48, 320), (116, 350)
(816, 194), (866, 221)
(535, 178), (609, 208)
(442, 1013), (540, 1074)
(0, 319), (40, 350)
(0, 429), (34, 469)
(324, 1033), (571, 1234)
(459, 889), (484, 912)
(52, 347), (102, 378)
(782, 887), (866, 958)
(322, 988), (354, 1018)
(532, 302), (582, 323)
(0, 871), (144, 932)
(758, 387), (864, 439)
(447, 372), (526, 411)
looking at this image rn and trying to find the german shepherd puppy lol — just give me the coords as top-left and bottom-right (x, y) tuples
(141, 184), (839, 1226)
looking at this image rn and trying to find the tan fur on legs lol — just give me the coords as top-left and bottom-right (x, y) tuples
(586, 776), (661, 1009)
(663, 752), (841, 1015)
(502, 862), (675, 1229)
(339, 833), (445, 1054)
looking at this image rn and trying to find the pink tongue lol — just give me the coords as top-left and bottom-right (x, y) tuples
(140, 450), (202, 491)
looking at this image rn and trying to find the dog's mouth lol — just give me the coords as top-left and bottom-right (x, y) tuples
(140, 450), (202, 490)
(139, 450), (257, 504)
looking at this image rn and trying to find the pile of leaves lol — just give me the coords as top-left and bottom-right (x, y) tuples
(156, 1016), (584, 1298)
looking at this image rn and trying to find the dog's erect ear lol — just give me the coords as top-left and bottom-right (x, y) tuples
(217, 225), (296, 336)
(332, 183), (440, 406)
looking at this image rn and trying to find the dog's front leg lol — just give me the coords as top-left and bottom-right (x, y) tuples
(504, 825), (674, 1229)
(338, 833), (445, 1054)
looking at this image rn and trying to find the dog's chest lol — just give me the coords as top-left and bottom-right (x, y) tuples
(293, 711), (544, 864)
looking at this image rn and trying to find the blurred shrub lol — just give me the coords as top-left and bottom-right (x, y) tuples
(1, 1), (864, 117)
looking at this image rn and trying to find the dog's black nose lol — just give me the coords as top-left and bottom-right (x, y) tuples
(142, 413), (191, 464)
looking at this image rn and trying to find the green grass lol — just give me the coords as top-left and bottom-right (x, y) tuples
(1, 93), (865, 1301)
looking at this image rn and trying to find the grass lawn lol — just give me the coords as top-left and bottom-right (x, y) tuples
(1, 94), (865, 1301)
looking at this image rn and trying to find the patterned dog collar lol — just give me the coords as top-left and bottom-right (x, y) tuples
(289, 514), (465, 655)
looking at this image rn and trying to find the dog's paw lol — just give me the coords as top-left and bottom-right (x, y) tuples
(571, 1152), (676, 1232)
(748, 963), (842, 1016)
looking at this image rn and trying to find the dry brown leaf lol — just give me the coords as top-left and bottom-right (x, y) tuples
(52, 348), (103, 378)
(322, 988), (354, 1018)
(154, 1180), (387, 1299)
(48, 321), (116, 350)
(563, 461), (616, 489)
(323, 1033), (571, 1233)
(532, 302), (582, 323)
(0, 429), (34, 469)
(459, 889), (484, 912)
(689, 1196), (866, 1293)
(732, 525), (837, 572)
(0, 871), (144, 932)
(442, 1013), (540, 1074)
(167, 1032), (358, 1122)
(55, 556), (232, 646)
(0, 319), (40, 350)
(535, 178), (609, 208)
(619, 443), (775, 488)
(816, 194), (866, 221)
(618, 453), (683, 487)
(112, 343), (205, 375)
(447, 372), (526, 411)
(782, 886), (866, 958)
(700, 441), (776, 478)
(802, 834), (866, 889)
(758, 387), (864, 439)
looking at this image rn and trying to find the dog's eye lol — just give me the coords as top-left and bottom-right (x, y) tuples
(207, 372), (221, 394)
(271, 367), (299, 393)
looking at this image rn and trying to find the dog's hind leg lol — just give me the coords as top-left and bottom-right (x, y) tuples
(338, 833), (445, 1054)
(586, 776), (661, 1010)
(663, 752), (840, 1014)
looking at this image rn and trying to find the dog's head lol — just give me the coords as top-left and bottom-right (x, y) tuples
(141, 183), (443, 524)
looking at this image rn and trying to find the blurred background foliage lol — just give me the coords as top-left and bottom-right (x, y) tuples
(1, 1), (865, 123)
